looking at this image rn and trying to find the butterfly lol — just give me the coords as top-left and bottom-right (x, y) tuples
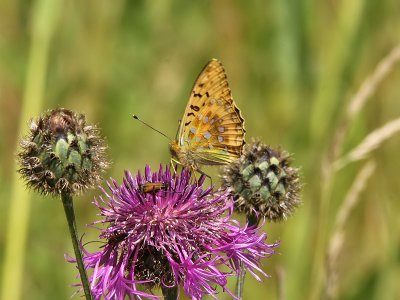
(169, 59), (245, 173)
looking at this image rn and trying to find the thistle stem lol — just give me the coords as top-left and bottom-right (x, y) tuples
(161, 285), (178, 300)
(235, 214), (259, 299)
(61, 192), (92, 300)
(235, 261), (246, 299)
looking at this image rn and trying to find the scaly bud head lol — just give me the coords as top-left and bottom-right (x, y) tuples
(221, 139), (301, 222)
(18, 108), (109, 196)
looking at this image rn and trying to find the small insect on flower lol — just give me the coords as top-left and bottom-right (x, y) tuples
(71, 165), (278, 300)
(138, 182), (169, 194)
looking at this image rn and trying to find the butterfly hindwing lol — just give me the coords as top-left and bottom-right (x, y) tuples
(176, 59), (245, 166)
(180, 60), (244, 164)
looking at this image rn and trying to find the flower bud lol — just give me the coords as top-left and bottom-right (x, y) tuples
(18, 108), (109, 196)
(221, 139), (301, 222)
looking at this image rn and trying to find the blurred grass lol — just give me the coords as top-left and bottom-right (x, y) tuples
(1, 0), (61, 299)
(1, 0), (400, 299)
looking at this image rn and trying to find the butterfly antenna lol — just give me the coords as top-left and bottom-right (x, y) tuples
(175, 119), (181, 140)
(132, 115), (172, 141)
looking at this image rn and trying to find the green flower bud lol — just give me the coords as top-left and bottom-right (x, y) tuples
(221, 139), (301, 222)
(18, 108), (109, 196)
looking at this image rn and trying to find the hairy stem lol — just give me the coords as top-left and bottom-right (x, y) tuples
(235, 261), (247, 299)
(235, 214), (259, 299)
(161, 285), (178, 300)
(61, 192), (92, 300)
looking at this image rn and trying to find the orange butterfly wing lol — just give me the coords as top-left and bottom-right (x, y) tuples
(171, 59), (245, 168)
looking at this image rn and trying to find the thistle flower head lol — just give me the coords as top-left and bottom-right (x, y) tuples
(18, 108), (109, 196)
(221, 139), (301, 223)
(74, 165), (277, 300)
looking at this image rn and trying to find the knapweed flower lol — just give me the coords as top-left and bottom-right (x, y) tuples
(221, 139), (301, 223)
(18, 108), (109, 195)
(74, 165), (277, 300)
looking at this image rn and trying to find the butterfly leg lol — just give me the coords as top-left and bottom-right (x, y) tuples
(191, 168), (198, 185)
(186, 166), (201, 186)
(195, 169), (213, 187)
(170, 158), (180, 174)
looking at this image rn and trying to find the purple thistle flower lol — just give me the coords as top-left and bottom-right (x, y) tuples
(72, 165), (278, 300)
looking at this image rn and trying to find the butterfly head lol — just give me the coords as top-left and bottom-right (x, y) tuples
(170, 140), (187, 164)
(169, 140), (179, 158)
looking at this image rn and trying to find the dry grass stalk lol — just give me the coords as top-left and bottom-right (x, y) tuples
(334, 117), (400, 170)
(275, 265), (286, 300)
(315, 44), (400, 300)
(326, 160), (376, 299)
(331, 45), (400, 162)
(322, 46), (400, 299)
(348, 45), (400, 118)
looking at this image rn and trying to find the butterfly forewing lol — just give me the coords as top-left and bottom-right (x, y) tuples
(172, 59), (245, 168)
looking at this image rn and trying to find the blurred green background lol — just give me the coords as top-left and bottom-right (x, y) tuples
(1, 0), (400, 299)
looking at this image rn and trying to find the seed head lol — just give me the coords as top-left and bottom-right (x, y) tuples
(221, 139), (301, 222)
(18, 108), (109, 196)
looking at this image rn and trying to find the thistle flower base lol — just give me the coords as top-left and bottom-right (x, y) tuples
(71, 165), (278, 300)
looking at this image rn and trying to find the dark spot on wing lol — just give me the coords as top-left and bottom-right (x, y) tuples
(205, 91), (210, 97)
(190, 105), (200, 111)
(193, 93), (202, 98)
(185, 121), (191, 126)
(187, 112), (195, 117)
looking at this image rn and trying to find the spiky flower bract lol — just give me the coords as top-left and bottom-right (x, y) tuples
(18, 108), (109, 196)
(74, 165), (277, 300)
(221, 139), (301, 223)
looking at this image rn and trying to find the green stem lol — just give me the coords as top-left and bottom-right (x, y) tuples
(161, 285), (178, 300)
(235, 214), (259, 299)
(235, 261), (246, 299)
(61, 192), (92, 300)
